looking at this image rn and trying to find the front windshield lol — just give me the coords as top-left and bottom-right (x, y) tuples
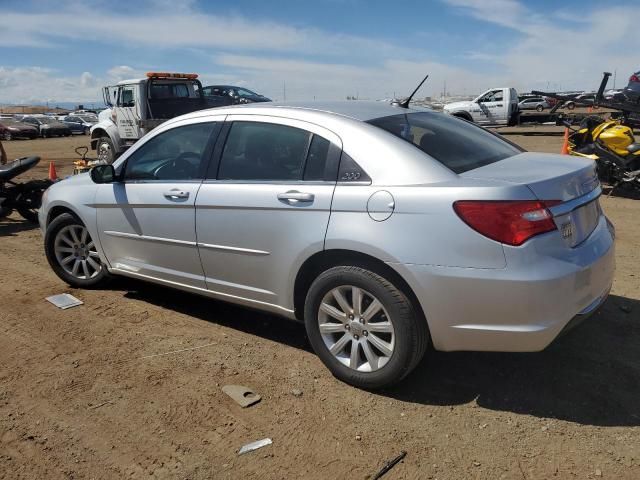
(367, 112), (523, 174)
(77, 115), (97, 122)
(37, 117), (57, 124)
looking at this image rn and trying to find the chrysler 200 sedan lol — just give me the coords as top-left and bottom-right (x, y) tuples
(39, 101), (615, 389)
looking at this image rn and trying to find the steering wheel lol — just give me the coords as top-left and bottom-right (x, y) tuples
(154, 152), (200, 179)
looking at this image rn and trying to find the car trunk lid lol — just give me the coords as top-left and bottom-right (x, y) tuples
(461, 152), (601, 247)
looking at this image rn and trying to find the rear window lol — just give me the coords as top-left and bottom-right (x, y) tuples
(367, 112), (522, 174)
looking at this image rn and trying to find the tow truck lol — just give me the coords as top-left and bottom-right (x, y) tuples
(90, 72), (209, 164)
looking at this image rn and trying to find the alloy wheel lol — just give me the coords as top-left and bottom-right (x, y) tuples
(54, 225), (102, 280)
(317, 285), (395, 372)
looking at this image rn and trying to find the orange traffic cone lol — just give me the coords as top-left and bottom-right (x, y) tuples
(48, 161), (58, 181)
(560, 127), (570, 155)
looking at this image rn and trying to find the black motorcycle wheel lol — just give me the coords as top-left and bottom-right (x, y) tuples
(16, 180), (52, 223)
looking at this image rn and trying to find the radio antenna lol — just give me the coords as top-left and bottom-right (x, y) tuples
(398, 74), (429, 108)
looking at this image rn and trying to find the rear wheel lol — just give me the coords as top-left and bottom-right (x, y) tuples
(536, 104), (544, 112)
(97, 136), (116, 164)
(2, 132), (11, 141)
(566, 102), (575, 110)
(304, 266), (429, 390)
(45, 213), (111, 288)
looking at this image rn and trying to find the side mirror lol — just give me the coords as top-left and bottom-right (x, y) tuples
(90, 164), (116, 184)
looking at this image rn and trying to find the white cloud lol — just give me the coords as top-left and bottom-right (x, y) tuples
(0, 0), (638, 104)
(444, 0), (639, 91)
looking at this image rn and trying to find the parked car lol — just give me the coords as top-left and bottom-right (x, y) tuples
(0, 119), (39, 140)
(518, 97), (550, 112)
(564, 93), (599, 110)
(20, 115), (71, 138)
(623, 70), (640, 103)
(62, 115), (96, 135)
(202, 85), (271, 105)
(40, 102), (615, 389)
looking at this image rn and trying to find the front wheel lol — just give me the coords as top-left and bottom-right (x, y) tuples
(536, 105), (544, 112)
(16, 180), (52, 223)
(0, 196), (13, 219)
(2, 132), (11, 141)
(304, 266), (429, 390)
(45, 213), (111, 288)
(96, 136), (116, 164)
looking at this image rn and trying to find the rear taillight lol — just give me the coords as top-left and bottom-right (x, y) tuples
(453, 200), (561, 246)
(630, 74), (640, 83)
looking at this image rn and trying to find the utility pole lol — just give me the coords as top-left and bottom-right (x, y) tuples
(283, 80), (286, 102)
(613, 69), (617, 89)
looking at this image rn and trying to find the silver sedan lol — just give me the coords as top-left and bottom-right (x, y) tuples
(39, 101), (615, 389)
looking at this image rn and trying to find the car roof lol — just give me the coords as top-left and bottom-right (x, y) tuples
(199, 100), (432, 122)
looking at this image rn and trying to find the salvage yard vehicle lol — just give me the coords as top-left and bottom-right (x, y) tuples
(562, 115), (640, 192)
(443, 87), (519, 125)
(62, 115), (97, 135)
(1, 156), (52, 222)
(91, 72), (207, 164)
(202, 85), (272, 105)
(0, 119), (39, 140)
(518, 97), (550, 112)
(41, 101), (615, 389)
(20, 115), (71, 138)
(623, 69), (640, 103)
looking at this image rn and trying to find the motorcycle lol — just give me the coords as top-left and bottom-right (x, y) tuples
(561, 115), (640, 192)
(0, 156), (53, 223)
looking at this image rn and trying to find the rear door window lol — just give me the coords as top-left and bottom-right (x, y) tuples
(368, 112), (522, 174)
(218, 121), (317, 181)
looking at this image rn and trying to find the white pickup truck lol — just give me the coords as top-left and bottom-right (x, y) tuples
(90, 72), (211, 164)
(443, 88), (519, 126)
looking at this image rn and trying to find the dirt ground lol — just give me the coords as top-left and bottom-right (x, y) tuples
(1, 134), (639, 480)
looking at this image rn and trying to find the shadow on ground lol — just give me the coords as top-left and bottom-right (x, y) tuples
(119, 280), (639, 427)
(0, 216), (39, 237)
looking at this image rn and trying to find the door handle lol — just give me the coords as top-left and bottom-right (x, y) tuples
(496, 104), (503, 107)
(163, 189), (190, 200)
(277, 191), (314, 203)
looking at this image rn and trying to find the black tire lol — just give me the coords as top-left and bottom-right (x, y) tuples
(0, 198), (13, 219)
(44, 213), (111, 288)
(566, 102), (575, 110)
(97, 136), (116, 164)
(16, 180), (51, 223)
(2, 132), (11, 141)
(536, 104), (544, 112)
(84, 127), (90, 135)
(304, 266), (429, 390)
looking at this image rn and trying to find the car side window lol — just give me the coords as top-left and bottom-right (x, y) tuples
(218, 122), (313, 181)
(123, 123), (216, 181)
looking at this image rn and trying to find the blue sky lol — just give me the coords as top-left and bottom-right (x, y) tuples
(0, 0), (638, 105)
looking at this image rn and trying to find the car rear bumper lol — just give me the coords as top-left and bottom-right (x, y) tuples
(390, 214), (615, 352)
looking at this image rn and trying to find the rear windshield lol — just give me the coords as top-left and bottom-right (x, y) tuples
(367, 112), (522, 174)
